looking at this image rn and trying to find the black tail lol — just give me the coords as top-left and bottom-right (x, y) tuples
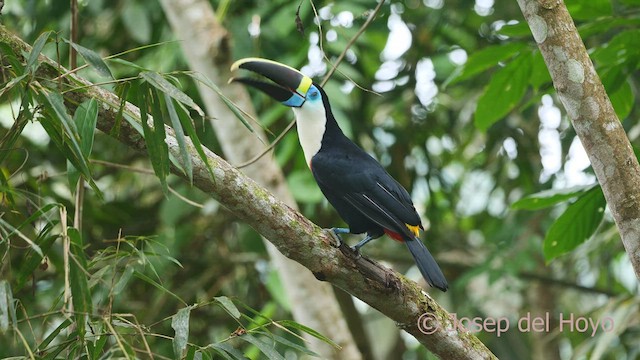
(405, 237), (448, 291)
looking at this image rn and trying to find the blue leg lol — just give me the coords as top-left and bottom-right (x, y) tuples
(329, 228), (350, 247)
(353, 235), (374, 252)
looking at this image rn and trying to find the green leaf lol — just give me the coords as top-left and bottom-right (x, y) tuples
(215, 296), (241, 319)
(239, 334), (285, 360)
(164, 93), (193, 182)
(67, 227), (92, 341)
(38, 319), (73, 350)
(27, 31), (52, 73)
(175, 101), (216, 181)
(475, 54), (531, 131)
(139, 84), (169, 193)
(172, 305), (196, 358)
(529, 51), (551, 89)
(42, 92), (99, 194)
(278, 320), (340, 348)
(511, 185), (595, 210)
(141, 71), (205, 117)
(496, 22), (532, 38)
(543, 186), (606, 260)
(446, 43), (526, 85)
(592, 30), (640, 66)
(111, 82), (131, 136)
(609, 79), (634, 120)
(68, 99), (99, 190)
(567, 0), (612, 20)
(66, 40), (114, 78)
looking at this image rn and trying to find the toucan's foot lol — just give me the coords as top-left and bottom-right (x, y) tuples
(327, 228), (349, 247)
(352, 235), (374, 253)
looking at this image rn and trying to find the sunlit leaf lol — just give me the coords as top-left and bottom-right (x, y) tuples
(475, 53), (531, 131)
(543, 186), (606, 260)
(446, 43), (526, 85)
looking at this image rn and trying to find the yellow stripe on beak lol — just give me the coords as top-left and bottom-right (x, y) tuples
(297, 76), (312, 95)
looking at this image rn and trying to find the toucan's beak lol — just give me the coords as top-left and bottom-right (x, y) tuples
(230, 57), (313, 108)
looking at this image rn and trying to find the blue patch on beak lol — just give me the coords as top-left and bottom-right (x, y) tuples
(282, 93), (306, 107)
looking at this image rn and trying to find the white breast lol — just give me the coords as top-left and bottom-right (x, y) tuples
(292, 102), (327, 167)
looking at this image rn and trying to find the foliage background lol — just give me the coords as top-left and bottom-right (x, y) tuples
(1, 0), (639, 359)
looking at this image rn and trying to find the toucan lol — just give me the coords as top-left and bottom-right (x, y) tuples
(230, 58), (448, 291)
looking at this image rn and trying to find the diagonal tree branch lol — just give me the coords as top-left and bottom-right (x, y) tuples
(517, 0), (640, 281)
(0, 25), (496, 359)
(157, 0), (361, 358)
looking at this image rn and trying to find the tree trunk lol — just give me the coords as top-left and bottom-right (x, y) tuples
(517, 0), (640, 281)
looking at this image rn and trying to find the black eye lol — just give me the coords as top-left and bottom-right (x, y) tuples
(310, 90), (319, 98)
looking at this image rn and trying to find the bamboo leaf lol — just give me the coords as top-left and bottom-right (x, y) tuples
(164, 93), (193, 182)
(239, 334), (285, 360)
(132, 271), (185, 304)
(175, 102), (215, 181)
(0, 280), (16, 332)
(278, 320), (340, 348)
(67, 227), (93, 341)
(139, 84), (169, 193)
(172, 305), (196, 358)
(66, 40), (114, 78)
(268, 333), (319, 357)
(215, 296), (241, 319)
(68, 99), (98, 190)
(543, 186), (606, 260)
(75, 99), (99, 157)
(187, 72), (256, 133)
(141, 71), (205, 117)
(27, 31), (52, 73)
(207, 343), (246, 360)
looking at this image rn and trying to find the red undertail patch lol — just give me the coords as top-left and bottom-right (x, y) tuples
(384, 229), (404, 242)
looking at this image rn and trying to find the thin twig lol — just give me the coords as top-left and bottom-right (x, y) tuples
(320, 0), (386, 87)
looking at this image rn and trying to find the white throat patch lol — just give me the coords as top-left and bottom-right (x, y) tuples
(292, 101), (327, 167)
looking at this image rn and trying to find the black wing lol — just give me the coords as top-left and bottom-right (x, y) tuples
(311, 148), (421, 239)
